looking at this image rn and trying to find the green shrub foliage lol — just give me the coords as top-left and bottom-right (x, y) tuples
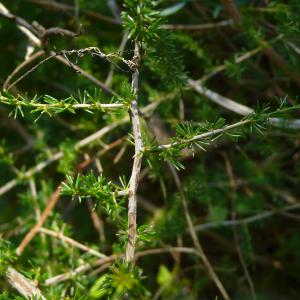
(0, 0), (300, 299)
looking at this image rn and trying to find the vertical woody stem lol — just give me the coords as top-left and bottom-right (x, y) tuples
(126, 43), (143, 263)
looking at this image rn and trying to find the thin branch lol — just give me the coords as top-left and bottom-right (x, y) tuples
(0, 108), (34, 145)
(189, 79), (253, 115)
(194, 203), (300, 232)
(45, 255), (118, 286)
(126, 43), (144, 263)
(168, 164), (230, 300)
(198, 45), (264, 83)
(288, 42), (300, 56)
(6, 267), (46, 300)
(45, 247), (198, 286)
(3, 50), (44, 90)
(39, 227), (106, 258)
(163, 19), (233, 31)
(16, 185), (61, 255)
(6, 54), (56, 91)
(0, 93), (125, 113)
(105, 31), (129, 87)
(27, 0), (121, 25)
(57, 47), (137, 70)
(6, 50), (119, 94)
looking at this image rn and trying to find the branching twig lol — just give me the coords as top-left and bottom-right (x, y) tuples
(6, 47), (131, 92)
(87, 199), (106, 243)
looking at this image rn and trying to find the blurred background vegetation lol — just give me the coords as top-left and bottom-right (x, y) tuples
(0, 0), (300, 299)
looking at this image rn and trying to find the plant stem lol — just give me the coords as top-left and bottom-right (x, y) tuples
(126, 43), (144, 263)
